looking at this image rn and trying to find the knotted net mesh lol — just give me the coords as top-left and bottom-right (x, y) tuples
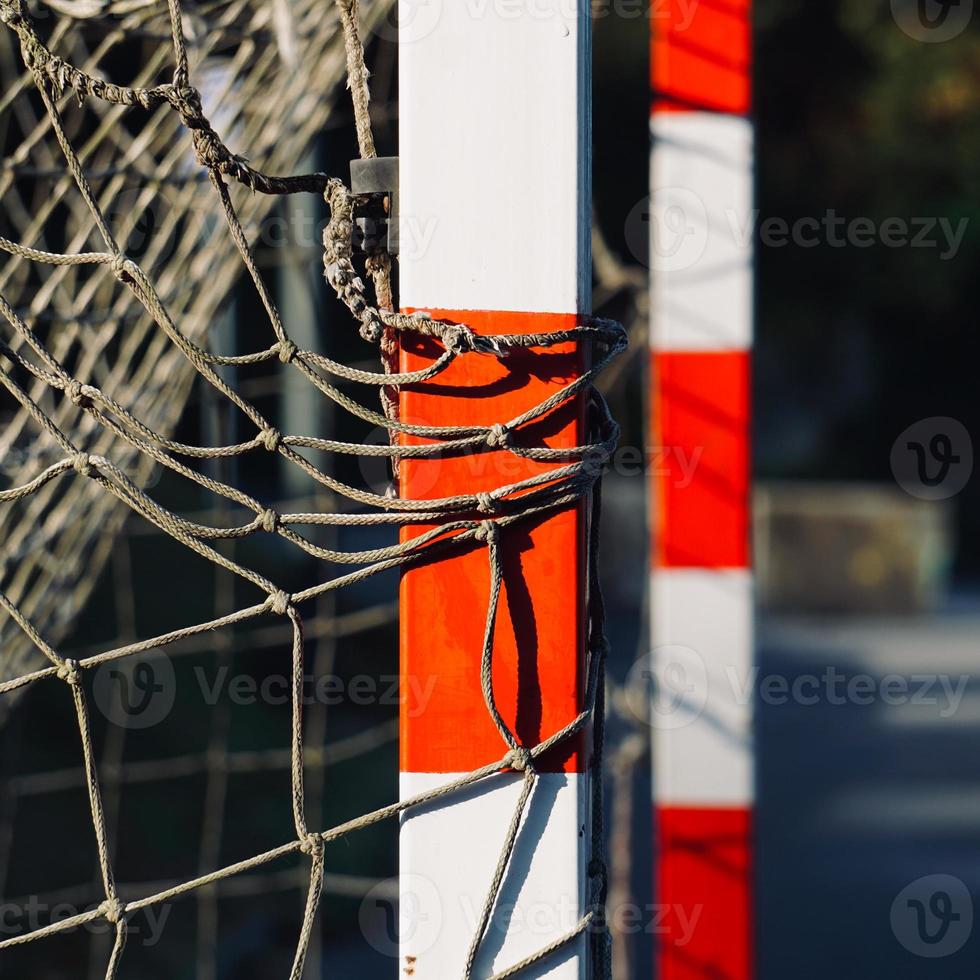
(0, 0), (623, 975)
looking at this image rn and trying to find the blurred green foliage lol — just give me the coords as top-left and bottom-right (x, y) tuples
(757, 1), (980, 573)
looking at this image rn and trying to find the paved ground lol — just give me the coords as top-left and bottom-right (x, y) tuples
(758, 608), (980, 979)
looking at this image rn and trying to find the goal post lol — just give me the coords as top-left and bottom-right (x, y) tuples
(649, 0), (755, 976)
(397, 2), (595, 976)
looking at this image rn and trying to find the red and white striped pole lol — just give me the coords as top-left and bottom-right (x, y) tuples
(397, 4), (592, 976)
(649, 0), (754, 977)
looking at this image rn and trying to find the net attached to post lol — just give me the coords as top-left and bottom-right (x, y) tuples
(0, 0), (624, 975)
(0, 0), (396, 693)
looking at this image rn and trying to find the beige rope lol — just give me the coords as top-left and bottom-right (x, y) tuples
(335, 0), (399, 440)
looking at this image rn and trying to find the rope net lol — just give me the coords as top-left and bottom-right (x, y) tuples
(0, 0), (624, 975)
(0, 0), (395, 692)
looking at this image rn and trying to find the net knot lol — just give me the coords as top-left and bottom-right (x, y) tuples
(66, 380), (96, 408)
(260, 509), (279, 533)
(445, 324), (505, 357)
(505, 746), (534, 773)
(258, 427), (282, 452)
(269, 590), (292, 616)
(485, 423), (510, 449)
(475, 520), (499, 544)
(322, 260), (346, 289)
(476, 492), (498, 515)
(358, 313), (383, 344)
(588, 858), (607, 880)
(71, 452), (94, 477)
(100, 897), (126, 925)
(192, 129), (227, 172)
(300, 833), (323, 857)
(110, 253), (138, 282)
(170, 84), (243, 177)
(56, 658), (81, 685)
(278, 339), (298, 364)
(171, 84), (203, 124)
(444, 323), (475, 354)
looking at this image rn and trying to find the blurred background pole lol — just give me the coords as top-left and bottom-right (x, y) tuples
(649, 0), (755, 976)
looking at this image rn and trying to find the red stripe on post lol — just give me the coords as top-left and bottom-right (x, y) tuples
(652, 350), (750, 569)
(399, 309), (587, 775)
(651, 0), (752, 115)
(656, 805), (754, 980)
